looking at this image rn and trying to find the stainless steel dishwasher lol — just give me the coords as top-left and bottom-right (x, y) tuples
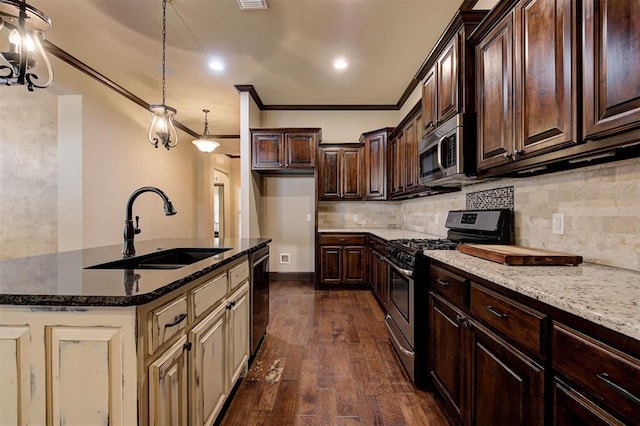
(249, 245), (269, 361)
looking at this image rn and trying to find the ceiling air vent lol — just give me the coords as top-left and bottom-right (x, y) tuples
(237, 0), (269, 10)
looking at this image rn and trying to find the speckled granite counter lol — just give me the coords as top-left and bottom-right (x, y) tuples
(0, 237), (271, 306)
(425, 249), (640, 340)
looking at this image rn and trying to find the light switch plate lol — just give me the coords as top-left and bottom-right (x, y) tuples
(306, 214), (312, 222)
(353, 214), (359, 222)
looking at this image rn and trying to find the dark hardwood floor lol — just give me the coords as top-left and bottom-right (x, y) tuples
(220, 277), (448, 425)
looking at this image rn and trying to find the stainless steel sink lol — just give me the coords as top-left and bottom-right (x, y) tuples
(85, 247), (231, 270)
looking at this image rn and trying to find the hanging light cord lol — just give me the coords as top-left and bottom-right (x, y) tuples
(161, 0), (167, 106)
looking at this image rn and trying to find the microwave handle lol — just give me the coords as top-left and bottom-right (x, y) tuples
(437, 136), (446, 171)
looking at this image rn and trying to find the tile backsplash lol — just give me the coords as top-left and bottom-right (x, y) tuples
(318, 158), (640, 271)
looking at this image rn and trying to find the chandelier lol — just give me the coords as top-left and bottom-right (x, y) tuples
(192, 109), (220, 153)
(0, 0), (53, 91)
(148, 0), (178, 150)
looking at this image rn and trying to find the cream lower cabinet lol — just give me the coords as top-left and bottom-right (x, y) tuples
(0, 307), (138, 425)
(142, 257), (250, 426)
(0, 254), (252, 426)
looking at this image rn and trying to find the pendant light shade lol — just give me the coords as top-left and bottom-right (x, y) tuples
(192, 109), (220, 153)
(148, 0), (178, 150)
(0, 0), (53, 91)
(149, 104), (178, 149)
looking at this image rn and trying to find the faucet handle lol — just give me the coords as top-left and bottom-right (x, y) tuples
(134, 216), (141, 235)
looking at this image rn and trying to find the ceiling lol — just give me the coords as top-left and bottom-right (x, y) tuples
(28, 0), (487, 152)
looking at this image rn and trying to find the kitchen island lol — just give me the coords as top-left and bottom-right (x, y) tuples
(0, 237), (270, 425)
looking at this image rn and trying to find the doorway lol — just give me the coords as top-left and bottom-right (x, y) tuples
(213, 183), (224, 239)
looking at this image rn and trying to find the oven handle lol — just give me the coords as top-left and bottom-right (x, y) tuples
(382, 256), (413, 278)
(385, 315), (415, 358)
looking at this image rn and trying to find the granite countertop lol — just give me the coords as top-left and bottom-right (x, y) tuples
(318, 228), (442, 240)
(425, 250), (640, 340)
(0, 237), (271, 307)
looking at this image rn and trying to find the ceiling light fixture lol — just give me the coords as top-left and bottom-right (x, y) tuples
(192, 109), (220, 153)
(0, 0), (53, 91)
(208, 58), (225, 71)
(333, 57), (348, 70)
(148, 0), (178, 150)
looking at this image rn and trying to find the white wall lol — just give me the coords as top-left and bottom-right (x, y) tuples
(0, 55), (206, 258)
(262, 176), (315, 272)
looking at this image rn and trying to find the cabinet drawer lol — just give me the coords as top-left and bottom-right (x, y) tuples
(470, 283), (546, 358)
(229, 260), (249, 291)
(319, 234), (366, 245)
(369, 236), (387, 254)
(191, 272), (227, 321)
(430, 265), (466, 307)
(552, 323), (640, 423)
(148, 295), (188, 354)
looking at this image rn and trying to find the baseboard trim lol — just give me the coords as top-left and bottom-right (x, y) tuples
(269, 272), (314, 282)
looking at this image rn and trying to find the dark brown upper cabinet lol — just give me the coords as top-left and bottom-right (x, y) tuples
(361, 128), (393, 201)
(251, 128), (321, 173)
(476, 0), (577, 173)
(421, 11), (486, 138)
(583, 0), (640, 141)
(317, 145), (363, 201)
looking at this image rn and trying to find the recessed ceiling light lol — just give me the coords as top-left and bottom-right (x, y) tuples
(333, 57), (348, 71)
(208, 59), (225, 72)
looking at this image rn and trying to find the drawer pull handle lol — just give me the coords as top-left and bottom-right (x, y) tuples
(484, 305), (507, 319)
(183, 342), (192, 352)
(339, 238), (347, 242)
(597, 373), (640, 405)
(436, 279), (450, 287)
(164, 313), (187, 328)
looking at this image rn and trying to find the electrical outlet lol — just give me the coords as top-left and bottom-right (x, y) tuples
(306, 214), (312, 222)
(552, 213), (565, 235)
(353, 214), (359, 222)
(280, 253), (290, 264)
(435, 214), (439, 225)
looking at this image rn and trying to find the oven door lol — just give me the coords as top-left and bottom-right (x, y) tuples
(383, 257), (414, 347)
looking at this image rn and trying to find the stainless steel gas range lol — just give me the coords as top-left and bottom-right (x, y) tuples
(384, 209), (513, 388)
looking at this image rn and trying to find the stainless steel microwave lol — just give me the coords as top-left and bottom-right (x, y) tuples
(418, 113), (477, 187)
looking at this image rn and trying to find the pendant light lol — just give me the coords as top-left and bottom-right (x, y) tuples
(0, 0), (53, 91)
(148, 0), (178, 150)
(192, 109), (220, 153)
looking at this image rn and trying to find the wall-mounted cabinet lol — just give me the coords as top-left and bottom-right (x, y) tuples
(421, 11), (486, 137)
(317, 145), (363, 201)
(388, 103), (426, 199)
(476, 0), (577, 172)
(251, 128), (321, 173)
(361, 128), (393, 200)
(473, 0), (639, 177)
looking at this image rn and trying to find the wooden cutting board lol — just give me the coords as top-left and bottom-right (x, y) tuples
(456, 244), (583, 266)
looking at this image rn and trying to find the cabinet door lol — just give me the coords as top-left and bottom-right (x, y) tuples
(429, 293), (465, 423)
(403, 118), (418, 192)
(318, 148), (341, 200)
(514, 0), (577, 157)
(467, 320), (544, 426)
(0, 326), (30, 426)
(45, 326), (128, 425)
(320, 246), (342, 284)
(476, 12), (515, 170)
(583, 0), (640, 140)
(364, 132), (387, 200)
(190, 305), (227, 426)
(252, 133), (284, 169)
(343, 246), (366, 284)
(422, 67), (437, 136)
(228, 284), (250, 386)
(437, 37), (459, 124)
(553, 378), (625, 426)
(285, 132), (316, 169)
(341, 148), (363, 200)
(392, 133), (405, 195)
(149, 336), (189, 426)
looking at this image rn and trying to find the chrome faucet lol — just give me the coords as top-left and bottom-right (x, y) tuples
(123, 186), (177, 257)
